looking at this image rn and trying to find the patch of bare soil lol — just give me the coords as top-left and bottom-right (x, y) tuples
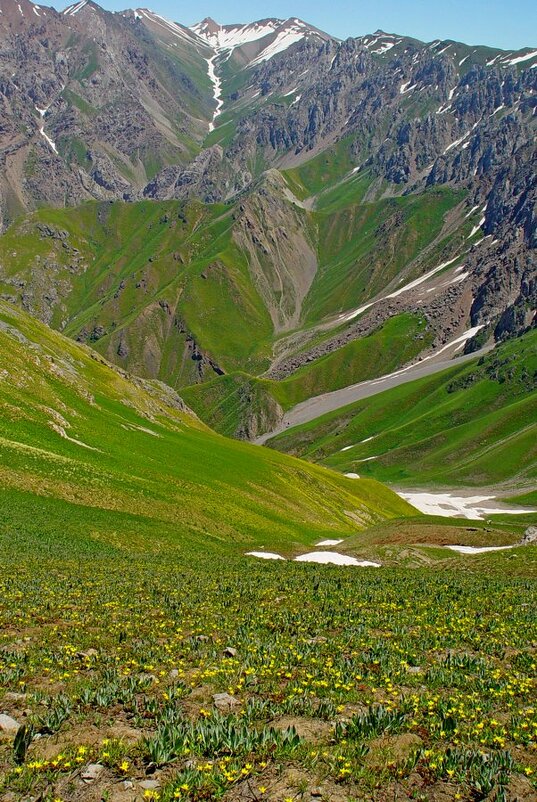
(355, 520), (518, 548)
(269, 715), (333, 744)
(365, 733), (423, 771)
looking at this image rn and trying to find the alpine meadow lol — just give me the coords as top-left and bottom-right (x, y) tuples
(0, 1), (535, 801)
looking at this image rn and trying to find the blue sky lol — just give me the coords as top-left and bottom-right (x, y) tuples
(57, 1), (537, 50)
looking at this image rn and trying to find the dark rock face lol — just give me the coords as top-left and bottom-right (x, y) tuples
(143, 146), (225, 203)
(465, 141), (536, 341)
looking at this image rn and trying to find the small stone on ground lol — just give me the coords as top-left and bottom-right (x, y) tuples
(81, 763), (104, 782)
(213, 692), (240, 711)
(0, 714), (20, 734)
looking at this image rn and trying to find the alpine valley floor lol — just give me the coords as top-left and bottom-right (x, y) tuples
(0, 300), (537, 802)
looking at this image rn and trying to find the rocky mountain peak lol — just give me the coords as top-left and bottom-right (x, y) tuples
(62, 0), (113, 25)
(62, 0), (94, 16)
(190, 17), (284, 49)
(189, 15), (332, 59)
(0, 0), (56, 28)
(194, 16), (222, 34)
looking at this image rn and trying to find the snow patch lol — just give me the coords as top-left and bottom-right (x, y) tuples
(396, 491), (536, 520)
(400, 81), (416, 94)
(338, 326), (485, 398)
(468, 216), (486, 239)
(316, 539), (343, 547)
(64, 0), (88, 15)
(505, 49), (537, 66)
(465, 204), (480, 219)
(249, 25), (309, 66)
(295, 552), (381, 567)
(447, 271), (469, 284)
(206, 55), (223, 131)
(191, 19), (282, 49)
(190, 17), (320, 67)
(385, 257), (460, 300)
(443, 123), (478, 154)
(337, 256), (461, 323)
(35, 105), (57, 154)
(246, 551), (284, 560)
(337, 300), (376, 324)
(372, 42), (395, 55)
(445, 545), (515, 554)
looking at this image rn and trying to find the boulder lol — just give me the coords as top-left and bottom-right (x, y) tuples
(522, 526), (537, 545)
(76, 648), (98, 660)
(140, 779), (160, 790)
(81, 763), (104, 783)
(0, 714), (20, 735)
(213, 692), (240, 711)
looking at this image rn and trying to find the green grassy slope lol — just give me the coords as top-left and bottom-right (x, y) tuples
(0, 301), (413, 556)
(0, 173), (468, 395)
(270, 313), (433, 409)
(181, 371), (283, 440)
(0, 200), (274, 383)
(282, 135), (366, 201)
(305, 187), (466, 323)
(267, 331), (537, 488)
(279, 142), (469, 326)
(182, 313), (432, 437)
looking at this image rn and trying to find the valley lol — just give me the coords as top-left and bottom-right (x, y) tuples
(0, 2), (535, 801)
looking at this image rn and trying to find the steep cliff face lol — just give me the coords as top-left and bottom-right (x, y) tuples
(468, 141), (536, 343)
(139, 20), (535, 349)
(196, 34), (535, 185)
(231, 171), (318, 333)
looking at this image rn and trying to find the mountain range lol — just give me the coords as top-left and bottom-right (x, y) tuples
(0, 0), (535, 449)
